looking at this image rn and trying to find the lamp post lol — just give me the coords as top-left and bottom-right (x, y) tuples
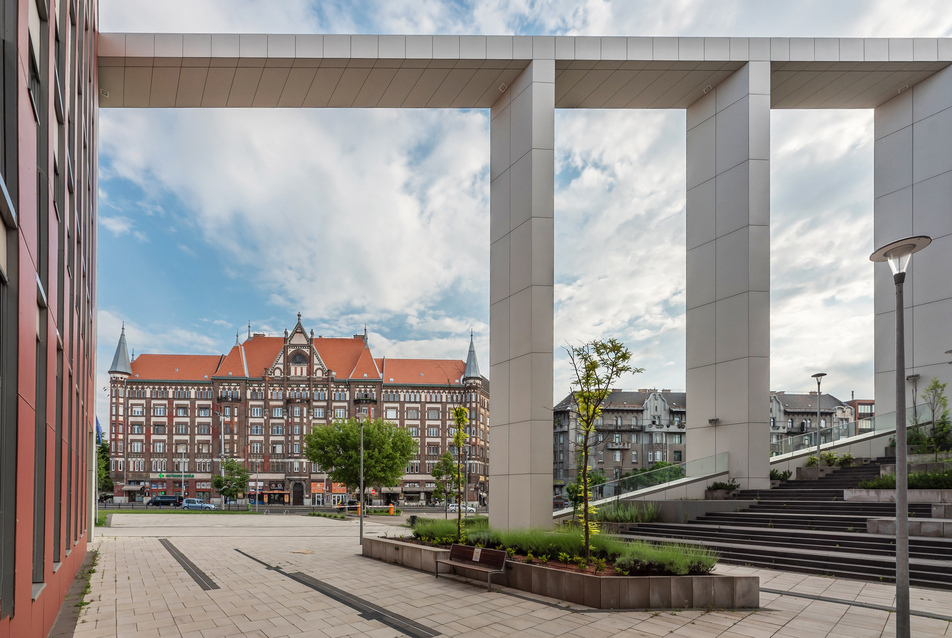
(871, 234), (932, 638)
(812, 373), (827, 463)
(218, 411), (225, 506)
(359, 418), (365, 544)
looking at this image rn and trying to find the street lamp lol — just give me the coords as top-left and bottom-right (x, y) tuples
(870, 234), (932, 638)
(812, 373), (827, 463)
(359, 418), (365, 544)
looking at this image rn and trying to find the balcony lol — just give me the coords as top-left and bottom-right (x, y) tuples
(606, 442), (631, 450)
(354, 397), (376, 405)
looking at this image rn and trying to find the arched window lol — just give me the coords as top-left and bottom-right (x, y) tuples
(291, 352), (307, 365)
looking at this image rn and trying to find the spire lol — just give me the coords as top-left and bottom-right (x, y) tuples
(463, 331), (480, 381)
(108, 323), (133, 377)
(363, 324), (368, 343)
(248, 320), (251, 340)
(235, 331), (241, 346)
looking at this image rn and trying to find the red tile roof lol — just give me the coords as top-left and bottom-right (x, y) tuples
(214, 334), (381, 380)
(381, 359), (466, 385)
(130, 354), (223, 381)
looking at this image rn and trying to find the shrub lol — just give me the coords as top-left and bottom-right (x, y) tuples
(708, 480), (739, 491)
(613, 541), (719, 576)
(595, 501), (660, 523)
(769, 469), (793, 482)
(821, 451), (838, 467)
(806, 455), (819, 468)
(837, 453), (855, 468)
(860, 467), (952, 490)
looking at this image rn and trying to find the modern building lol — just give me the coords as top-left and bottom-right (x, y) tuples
(554, 388), (854, 498)
(106, 317), (489, 508)
(0, 0), (99, 636)
(846, 398), (876, 431)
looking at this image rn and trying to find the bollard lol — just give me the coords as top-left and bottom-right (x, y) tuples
(389, 504), (394, 515)
(357, 504), (361, 517)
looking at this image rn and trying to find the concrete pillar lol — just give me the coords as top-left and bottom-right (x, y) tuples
(685, 62), (771, 489)
(488, 60), (555, 529)
(873, 65), (952, 417)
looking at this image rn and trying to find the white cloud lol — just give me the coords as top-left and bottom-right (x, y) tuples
(100, 215), (134, 236)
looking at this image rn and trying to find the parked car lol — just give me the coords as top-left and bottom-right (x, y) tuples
(181, 498), (216, 510)
(147, 495), (183, 507)
(446, 503), (476, 513)
(337, 499), (360, 513)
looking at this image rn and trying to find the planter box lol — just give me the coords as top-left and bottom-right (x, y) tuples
(844, 489), (952, 503)
(796, 466), (835, 481)
(704, 489), (740, 500)
(361, 537), (759, 610)
(881, 461), (949, 475)
(867, 517), (952, 537)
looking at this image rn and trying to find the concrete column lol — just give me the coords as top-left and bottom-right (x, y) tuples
(488, 60), (555, 529)
(685, 62), (771, 490)
(873, 65), (952, 416)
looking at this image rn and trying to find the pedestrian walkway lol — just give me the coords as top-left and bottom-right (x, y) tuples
(67, 513), (952, 637)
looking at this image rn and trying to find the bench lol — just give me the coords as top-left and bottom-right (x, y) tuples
(435, 544), (507, 591)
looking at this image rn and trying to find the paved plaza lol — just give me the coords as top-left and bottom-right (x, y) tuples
(65, 513), (952, 637)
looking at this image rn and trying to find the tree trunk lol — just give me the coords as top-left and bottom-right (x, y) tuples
(582, 432), (590, 560)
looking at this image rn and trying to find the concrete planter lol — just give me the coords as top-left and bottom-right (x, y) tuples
(844, 489), (952, 503)
(704, 489), (740, 500)
(867, 517), (952, 537)
(796, 466), (835, 481)
(881, 461), (950, 475)
(361, 537), (759, 609)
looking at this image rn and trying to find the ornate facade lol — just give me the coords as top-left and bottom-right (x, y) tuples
(107, 317), (489, 506)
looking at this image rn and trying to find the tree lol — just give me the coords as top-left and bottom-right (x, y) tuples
(213, 458), (250, 505)
(303, 418), (417, 499)
(566, 338), (641, 559)
(430, 452), (456, 519)
(97, 443), (113, 495)
(922, 378), (951, 460)
(450, 406), (469, 542)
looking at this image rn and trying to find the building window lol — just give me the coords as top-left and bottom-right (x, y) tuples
(154, 406), (166, 416)
(251, 424), (262, 435)
(175, 423), (187, 435)
(175, 407), (188, 416)
(250, 407), (262, 417)
(272, 407), (283, 417)
(427, 445), (439, 455)
(313, 408), (324, 418)
(153, 425), (166, 435)
(427, 408), (439, 420)
(427, 427), (439, 437)
(597, 451), (604, 463)
(334, 408), (345, 420)
(648, 451), (654, 463)
(386, 408), (397, 419)
(612, 450), (622, 462)
(199, 407), (211, 417)
(131, 406), (143, 416)
(673, 450), (682, 462)
(130, 441), (143, 453)
(408, 427), (418, 437)
(272, 424), (284, 436)
(250, 442), (262, 454)
(631, 450), (637, 463)
(407, 408), (419, 420)
(197, 424), (210, 435)
(293, 406), (301, 417)
(154, 442), (165, 453)
(271, 443), (283, 455)
(669, 434), (682, 444)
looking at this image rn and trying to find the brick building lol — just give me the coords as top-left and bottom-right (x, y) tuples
(107, 317), (489, 507)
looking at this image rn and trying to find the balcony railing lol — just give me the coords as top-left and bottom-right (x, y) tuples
(606, 442), (631, 450)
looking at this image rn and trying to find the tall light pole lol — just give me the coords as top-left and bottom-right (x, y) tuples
(218, 410), (225, 506)
(359, 418), (365, 544)
(812, 373), (827, 463)
(871, 234), (932, 638)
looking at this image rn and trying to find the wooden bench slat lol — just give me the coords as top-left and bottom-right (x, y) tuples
(435, 544), (508, 591)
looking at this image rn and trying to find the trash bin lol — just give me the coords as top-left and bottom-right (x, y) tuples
(408, 515), (418, 527)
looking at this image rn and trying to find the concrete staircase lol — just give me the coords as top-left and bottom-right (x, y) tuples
(621, 458), (952, 589)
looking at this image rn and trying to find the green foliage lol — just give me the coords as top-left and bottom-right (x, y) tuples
(95, 511), (108, 527)
(565, 481), (583, 513)
(411, 516), (488, 543)
(617, 462), (687, 492)
(97, 443), (113, 493)
(708, 480), (739, 491)
(303, 417), (417, 493)
(613, 541), (719, 576)
(587, 470), (607, 487)
(922, 378), (951, 460)
(212, 458), (250, 502)
(565, 338), (641, 559)
(430, 452), (457, 518)
(450, 406), (469, 543)
(805, 455), (819, 468)
(821, 451), (838, 467)
(860, 467), (952, 490)
(769, 469), (793, 482)
(309, 512), (347, 520)
(837, 453), (855, 468)
(594, 501), (659, 524)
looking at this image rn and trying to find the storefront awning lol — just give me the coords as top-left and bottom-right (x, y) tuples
(122, 485), (145, 491)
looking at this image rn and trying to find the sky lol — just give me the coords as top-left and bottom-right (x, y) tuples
(94, 0), (952, 430)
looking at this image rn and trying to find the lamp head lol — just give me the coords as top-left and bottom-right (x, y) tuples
(812, 372), (827, 380)
(870, 235), (932, 275)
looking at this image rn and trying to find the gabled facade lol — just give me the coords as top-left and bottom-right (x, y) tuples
(769, 391), (854, 442)
(107, 318), (489, 507)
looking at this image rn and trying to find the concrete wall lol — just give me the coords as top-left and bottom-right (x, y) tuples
(685, 62), (771, 491)
(488, 60), (555, 529)
(873, 64), (952, 416)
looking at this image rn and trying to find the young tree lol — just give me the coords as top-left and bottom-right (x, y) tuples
(303, 418), (417, 500)
(97, 443), (113, 496)
(566, 338), (641, 559)
(213, 458), (250, 505)
(450, 406), (469, 542)
(922, 378), (951, 460)
(430, 452), (456, 519)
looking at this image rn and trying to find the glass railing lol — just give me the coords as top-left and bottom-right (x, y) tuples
(557, 452), (728, 510)
(768, 404), (929, 457)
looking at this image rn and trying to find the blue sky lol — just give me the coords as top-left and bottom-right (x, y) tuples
(95, 0), (952, 428)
